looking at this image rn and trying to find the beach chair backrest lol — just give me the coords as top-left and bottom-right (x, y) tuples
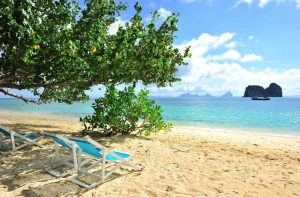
(0, 128), (11, 137)
(68, 137), (103, 158)
(43, 133), (73, 149)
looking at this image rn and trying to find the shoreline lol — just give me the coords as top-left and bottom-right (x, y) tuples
(172, 121), (300, 137)
(1, 109), (300, 151)
(1, 108), (300, 136)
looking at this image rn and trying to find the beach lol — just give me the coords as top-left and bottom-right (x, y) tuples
(0, 110), (300, 196)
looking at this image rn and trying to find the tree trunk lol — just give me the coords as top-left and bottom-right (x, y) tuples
(0, 134), (3, 149)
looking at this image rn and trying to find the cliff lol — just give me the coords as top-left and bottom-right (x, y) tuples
(265, 83), (283, 97)
(243, 83), (282, 97)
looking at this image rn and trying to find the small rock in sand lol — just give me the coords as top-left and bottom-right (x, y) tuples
(166, 185), (173, 192)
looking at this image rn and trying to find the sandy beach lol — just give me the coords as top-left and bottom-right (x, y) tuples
(0, 110), (300, 196)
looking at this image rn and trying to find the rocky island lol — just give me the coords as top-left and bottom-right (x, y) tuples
(244, 83), (282, 97)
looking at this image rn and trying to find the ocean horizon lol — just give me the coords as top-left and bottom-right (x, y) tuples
(0, 97), (299, 135)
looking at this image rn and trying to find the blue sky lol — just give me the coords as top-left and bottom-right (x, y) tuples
(1, 0), (300, 98)
(123, 0), (300, 96)
(76, 0), (300, 72)
(60, 0), (300, 96)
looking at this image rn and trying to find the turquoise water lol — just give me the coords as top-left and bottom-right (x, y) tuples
(0, 97), (299, 135)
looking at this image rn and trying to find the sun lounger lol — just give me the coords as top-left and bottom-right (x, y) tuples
(0, 127), (43, 153)
(68, 136), (141, 189)
(42, 132), (80, 177)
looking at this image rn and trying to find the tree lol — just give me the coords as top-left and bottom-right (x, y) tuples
(80, 85), (172, 136)
(0, 0), (190, 104)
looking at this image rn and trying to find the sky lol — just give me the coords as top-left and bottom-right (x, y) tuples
(1, 0), (300, 98)
(71, 0), (300, 96)
(119, 0), (300, 96)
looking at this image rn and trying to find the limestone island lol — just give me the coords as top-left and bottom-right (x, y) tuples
(243, 83), (283, 97)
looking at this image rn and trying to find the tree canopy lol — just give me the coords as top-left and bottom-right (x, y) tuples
(0, 0), (190, 104)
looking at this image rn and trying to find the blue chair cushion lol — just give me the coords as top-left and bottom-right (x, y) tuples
(46, 135), (73, 149)
(101, 149), (131, 161)
(0, 128), (40, 141)
(69, 138), (131, 161)
(24, 134), (40, 140)
(0, 128), (11, 137)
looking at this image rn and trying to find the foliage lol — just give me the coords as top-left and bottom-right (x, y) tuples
(80, 86), (172, 136)
(0, 0), (190, 104)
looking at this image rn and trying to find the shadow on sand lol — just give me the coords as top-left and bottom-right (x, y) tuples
(0, 123), (147, 196)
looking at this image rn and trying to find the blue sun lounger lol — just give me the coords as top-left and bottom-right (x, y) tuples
(42, 132), (80, 177)
(68, 136), (141, 189)
(0, 127), (43, 153)
(42, 132), (141, 188)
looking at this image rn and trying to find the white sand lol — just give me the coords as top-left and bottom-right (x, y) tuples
(172, 125), (300, 150)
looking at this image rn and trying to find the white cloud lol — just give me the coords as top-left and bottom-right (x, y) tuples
(208, 50), (241, 61)
(232, 0), (253, 8)
(234, 0), (300, 8)
(157, 8), (172, 20)
(149, 33), (300, 96)
(258, 0), (269, 7)
(225, 41), (237, 48)
(208, 49), (262, 62)
(185, 32), (235, 49)
(108, 18), (126, 35)
(241, 54), (263, 62)
(248, 35), (254, 40)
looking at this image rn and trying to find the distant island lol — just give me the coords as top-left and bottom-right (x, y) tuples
(179, 93), (213, 98)
(243, 83), (282, 97)
(220, 91), (233, 98)
(179, 91), (233, 98)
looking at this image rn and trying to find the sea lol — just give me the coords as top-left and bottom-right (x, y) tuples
(0, 97), (299, 135)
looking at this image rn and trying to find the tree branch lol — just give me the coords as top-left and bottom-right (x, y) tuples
(0, 78), (72, 90)
(0, 70), (105, 90)
(0, 71), (34, 81)
(0, 88), (40, 104)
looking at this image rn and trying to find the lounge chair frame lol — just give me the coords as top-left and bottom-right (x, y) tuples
(0, 127), (43, 153)
(42, 132), (82, 178)
(68, 136), (141, 189)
